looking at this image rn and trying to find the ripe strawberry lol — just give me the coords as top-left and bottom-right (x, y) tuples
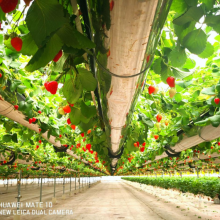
(0, 73), (2, 78)
(59, 134), (62, 138)
(134, 143), (137, 147)
(81, 133), (84, 138)
(83, 138), (86, 142)
(110, 0), (114, 11)
(214, 98), (220, 105)
(71, 124), (76, 130)
(142, 142), (146, 146)
(211, 146), (214, 149)
(63, 105), (71, 113)
(0, 0), (18, 13)
(11, 37), (23, 52)
(86, 144), (91, 151)
(67, 118), (71, 125)
(148, 85), (155, 94)
(39, 140), (42, 144)
(38, 110), (41, 114)
(77, 143), (81, 148)
(46, 81), (58, 95)
(154, 135), (159, 140)
(29, 118), (33, 124)
(140, 146), (145, 152)
(218, 142), (220, 146)
(166, 76), (175, 88)
(169, 88), (176, 98)
(78, 9), (82, 16)
(107, 49), (110, 57)
(23, 0), (32, 6)
(136, 141), (139, 147)
(36, 145), (39, 150)
(87, 129), (92, 134)
(53, 50), (63, 62)
(32, 117), (36, 123)
(146, 55), (150, 63)
(39, 129), (42, 132)
(14, 105), (19, 110)
(156, 114), (162, 123)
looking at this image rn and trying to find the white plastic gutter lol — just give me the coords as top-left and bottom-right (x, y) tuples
(143, 125), (220, 165)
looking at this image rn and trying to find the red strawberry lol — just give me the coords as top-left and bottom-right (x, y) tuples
(81, 133), (84, 138)
(154, 135), (159, 140)
(146, 55), (150, 63)
(134, 143), (137, 147)
(38, 110), (41, 114)
(218, 142), (220, 146)
(32, 117), (36, 123)
(63, 105), (71, 113)
(0, 73), (2, 78)
(77, 143), (81, 148)
(140, 146), (145, 152)
(148, 85), (155, 94)
(39, 129), (42, 132)
(83, 138), (86, 142)
(110, 0), (114, 11)
(11, 37), (23, 52)
(39, 140), (42, 144)
(142, 142), (146, 146)
(166, 76), (175, 88)
(46, 81), (58, 95)
(29, 118), (33, 124)
(214, 98), (220, 105)
(59, 134), (62, 138)
(36, 145), (39, 150)
(14, 105), (19, 110)
(136, 141), (139, 147)
(156, 114), (162, 123)
(67, 118), (71, 125)
(107, 49), (110, 57)
(71, 124), (76, 130)
(87, 129), (92, 134)
(0, 0), (18, 13)
(86, 144), (91, 151)
(53, 50), (63, 62)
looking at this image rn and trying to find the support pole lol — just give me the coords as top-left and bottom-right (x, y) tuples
(197, 168), (200, 178)
(69, 177), (72, 196)
(52, 174), (56, 204)
(75, 173), (76, 191)
(62, 176), (66, 199)
(79, 173), (80, 192)
(40, 174), (43, 203)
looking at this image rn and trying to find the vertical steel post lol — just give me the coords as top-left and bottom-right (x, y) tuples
(40, 174), (43, 202)
(54, 174), (56, 198)
(16, 170), (22, 211)
(79, 173), (80, 192)
(63, 176), (65, 195)
(70, 177), (71, 194)
(75, 173), (76, 191)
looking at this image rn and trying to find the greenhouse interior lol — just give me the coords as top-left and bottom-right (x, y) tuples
(1, 0), (220, 219)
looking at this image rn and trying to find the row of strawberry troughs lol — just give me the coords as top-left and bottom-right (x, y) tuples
(122, 177), (220, 199)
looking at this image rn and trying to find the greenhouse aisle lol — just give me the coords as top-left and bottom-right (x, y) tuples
(1, 180), (218, 220)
